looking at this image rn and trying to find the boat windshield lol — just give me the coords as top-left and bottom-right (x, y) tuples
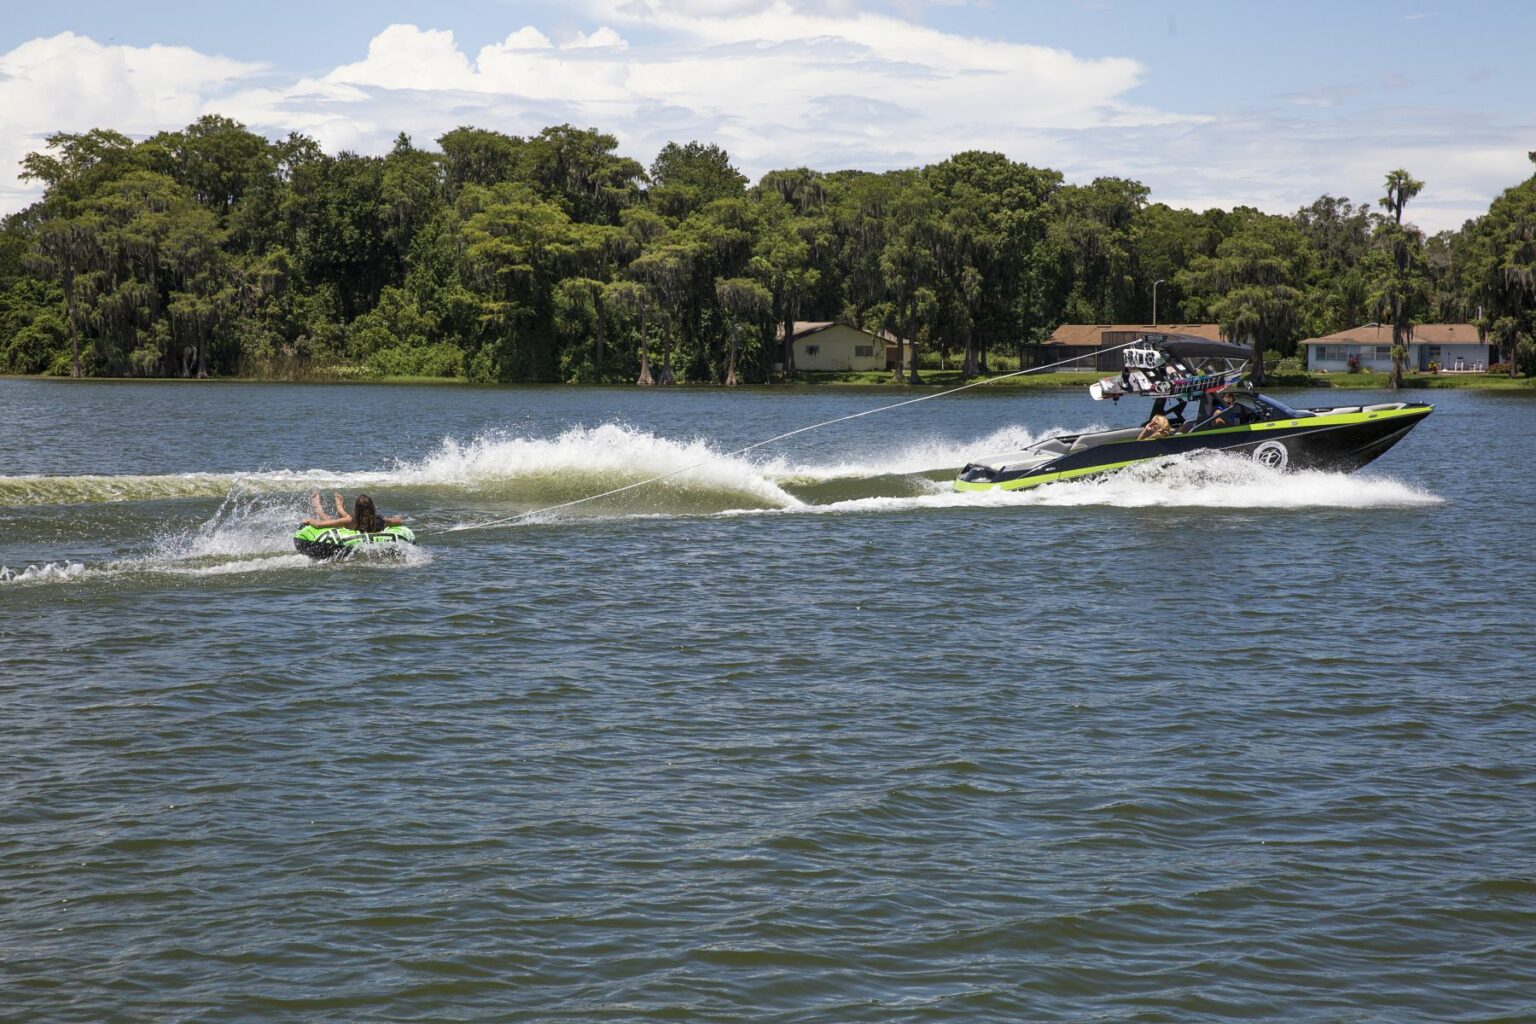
(1256, 394), (1307, 418)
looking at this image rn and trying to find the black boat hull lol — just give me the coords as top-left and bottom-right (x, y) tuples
(956, 403), (1432, 492)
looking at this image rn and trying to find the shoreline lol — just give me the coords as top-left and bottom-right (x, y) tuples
(5, 370), (1533, 390)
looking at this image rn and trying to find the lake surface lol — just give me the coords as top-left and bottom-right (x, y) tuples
(3, 377), (1534, 1023)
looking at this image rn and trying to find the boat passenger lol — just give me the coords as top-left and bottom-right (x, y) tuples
(1210, 392), (1244, 428)
(303, 492), (402, 532)
(1137, 414), (1174, 441)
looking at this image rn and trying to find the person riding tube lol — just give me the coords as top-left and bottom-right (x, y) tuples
(303, 492), (401, 533)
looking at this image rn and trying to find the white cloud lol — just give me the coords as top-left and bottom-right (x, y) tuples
(0, 9), (1529, 233)
(561, 27), (629, 49)
(502, 26), (555, 50)
(0, 32), (263, 209)
(327, 24), (474, 90)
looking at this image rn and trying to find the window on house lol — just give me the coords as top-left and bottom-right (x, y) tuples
(854, 345), (874, 357)
(1375, 346), (1391, 357)
(1428, 346), (1442, 360)
(805, 345), (820, 356)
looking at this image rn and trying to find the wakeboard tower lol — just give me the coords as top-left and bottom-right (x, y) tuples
(955, 332), (1432, 492)
(293, 524), (416, 560)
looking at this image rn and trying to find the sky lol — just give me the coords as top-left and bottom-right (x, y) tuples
(2, 0), (1532, 233)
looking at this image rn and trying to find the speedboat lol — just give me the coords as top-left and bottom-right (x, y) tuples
(955, 333), (1432, 493)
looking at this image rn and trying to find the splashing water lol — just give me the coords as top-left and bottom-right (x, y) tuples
(1, 489), (430, 587)
(0, 422), (1441, 517)
(0, 561), (88, 585)
(0, 422), (1440, 586)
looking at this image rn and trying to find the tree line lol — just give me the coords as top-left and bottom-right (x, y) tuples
(2, 115), (1534, 386)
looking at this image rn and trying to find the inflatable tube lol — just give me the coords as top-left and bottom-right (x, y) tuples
(293, 524), (416, 560)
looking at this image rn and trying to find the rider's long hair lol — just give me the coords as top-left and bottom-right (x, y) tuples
(352, 493), (383, 533)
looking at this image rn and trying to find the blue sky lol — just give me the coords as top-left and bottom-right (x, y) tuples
(3, 1), (1531, 231)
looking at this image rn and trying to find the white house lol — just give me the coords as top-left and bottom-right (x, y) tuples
(775, 322), (905, 371)
(1301, 323), (1489, 373)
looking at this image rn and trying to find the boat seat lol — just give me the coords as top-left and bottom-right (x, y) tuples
(1069, 427), (1144, 452)
(1326, 406), (1361, 414)
(1362, 403), (1406, 412)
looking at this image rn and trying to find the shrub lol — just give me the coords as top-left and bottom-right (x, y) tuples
(468, 345), (502, 383)
(2, 319), (67, 375)
(366, 343), (465, 379)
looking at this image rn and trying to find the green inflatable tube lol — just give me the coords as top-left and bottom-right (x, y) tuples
(293, 524), (416, 560)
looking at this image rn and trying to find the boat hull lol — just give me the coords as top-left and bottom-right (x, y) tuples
(955, 404), (1432, 493)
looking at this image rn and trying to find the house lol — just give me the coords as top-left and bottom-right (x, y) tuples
(1299, 323), (1488, 373)
(774, 322), (907, 372)
(1025, 324), (1227, 371)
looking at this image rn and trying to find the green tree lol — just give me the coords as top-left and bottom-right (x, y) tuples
(437, 126), (523, 193)
(20, 129), (139, 212)
(1041, 177), (1148, 325)
(380, 133), (447, 277)
(1293, 195), (1377, 336)
(1375, 169), (1428, 387)
(649, 141), (748, 219)
(521, 125), (644, 225)
(627, 243), (697, 384)
(30, 216), (100, 376)
(606, 280), (655, 385)
(923, 152), (1059, 376)
(750, 191), (820, 377)
(1462, 175), (1536, 376)
(1177, 210), (1314, 383)
(822, 172), (897, 353)
(163, 197), (232, 377)
(143, 114), (275, 222)
(458, 182), (586, 380)
(285, 151), (395, 321)
(715, 277), (771, 385)
(880, 174), (939, 384)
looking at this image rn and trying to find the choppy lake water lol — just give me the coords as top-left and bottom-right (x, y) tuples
(3, 377), (1534, 1023)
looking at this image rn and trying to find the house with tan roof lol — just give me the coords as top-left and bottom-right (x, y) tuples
(774, 321), (907, 372)
(1026, 324), (1227, 371)
(1299, 323), (1488, 373)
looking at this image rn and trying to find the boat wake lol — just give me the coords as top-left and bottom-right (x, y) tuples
(980, 452), (1443, 510)
(1, 423), (1439, 585)
(0, 424), (802, 513)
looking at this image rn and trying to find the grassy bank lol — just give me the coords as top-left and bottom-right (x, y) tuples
(797, 369), (1536, 390)
(1293, 371), (1536, 389)
(10, 369), (1535, 390)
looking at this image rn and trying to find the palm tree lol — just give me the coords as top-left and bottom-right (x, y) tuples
(1381, 170), (1424, 226)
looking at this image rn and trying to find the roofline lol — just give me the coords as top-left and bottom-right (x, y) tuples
(1298, 325), (1486, 345)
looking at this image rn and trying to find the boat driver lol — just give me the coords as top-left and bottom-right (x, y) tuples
(1210, 392), (1245, 428)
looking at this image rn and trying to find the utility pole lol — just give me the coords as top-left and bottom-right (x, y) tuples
(1152, 279), (1166, 327)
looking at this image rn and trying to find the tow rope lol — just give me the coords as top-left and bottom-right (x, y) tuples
(445, 341), (1142, 533)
